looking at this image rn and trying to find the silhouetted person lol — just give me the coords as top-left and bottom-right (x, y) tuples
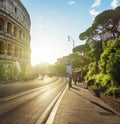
(77, 75), (81, 84)
(73, 75), (77, 85)
(68, 74), (72, 89)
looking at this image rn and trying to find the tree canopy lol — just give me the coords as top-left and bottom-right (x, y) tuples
(79, 6), (120, 41)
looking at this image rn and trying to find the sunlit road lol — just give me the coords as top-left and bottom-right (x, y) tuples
(0, 77), (67, 124)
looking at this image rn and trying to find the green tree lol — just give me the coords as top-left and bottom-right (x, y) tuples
(91, 6), (120, 40)
(72, 44), (91, 66)
(79, 7), (120, 73)
(99, 39), (120, 86)
(47, 64), (66, 76)
(79, 6), (120, 53)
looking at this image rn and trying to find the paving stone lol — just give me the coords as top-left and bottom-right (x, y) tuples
(52, 85), (120, 124)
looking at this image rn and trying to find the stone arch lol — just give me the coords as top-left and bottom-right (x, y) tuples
(17, 47), (20, 58)
(14, 46), (18, 57)
(0, 64), (4, 80)
(7, 22), (12, 34)
(14, 26), (17, 37)
(23, 32), (25, 42)
(19, 48), (22, 58)
(7, 44), (12, 56)
(0, 17), (4, 31)
(19, 30), (22, 40)
(14, 6), (17, 14)
(0, 41), (4, 54)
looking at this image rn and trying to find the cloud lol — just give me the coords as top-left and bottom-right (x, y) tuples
(89, 9), (100, 17)
(68, 1), (75, 5)
(92, 0), (101, 8)
(111, 0), (119, 9)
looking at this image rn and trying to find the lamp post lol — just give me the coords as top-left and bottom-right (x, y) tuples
(68, 35), (75, 48)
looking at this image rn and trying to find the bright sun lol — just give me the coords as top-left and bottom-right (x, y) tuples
(31, 43), (59, 66)
(30, 26), (66, 66)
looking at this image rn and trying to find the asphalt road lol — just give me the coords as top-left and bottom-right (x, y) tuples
(0, 77), (67, 124)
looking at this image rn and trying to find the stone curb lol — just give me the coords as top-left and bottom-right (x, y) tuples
(36, 84), (68, 124)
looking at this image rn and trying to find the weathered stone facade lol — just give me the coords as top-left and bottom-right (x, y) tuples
(0, 0), (31, 81)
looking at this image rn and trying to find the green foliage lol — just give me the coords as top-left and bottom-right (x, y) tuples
(93, 73), (114, 91)
(83, 39), (120, 97)
(78, 6), (120, 97)
(106, 86), (120, 98)
(48, 64), (66, 76)
(93, 10), (114, 26)
(99, 39), (120, 86)
(55, 64), (66, 75)
(80, 66), (88, 81)
(87, 78), (95, 86)
(85, 62), (96, 81)
(72, 58), (82, 68)
(73, 44), (91, 54)
(99, 46), (110, 73)
(93, 73), (104, 89)
(106, 50), (120, 85)
(79, 6), (120, 42)
(69, 52), (90, 68)
(91, 39), (120, 97)
(101, 74), (113, 88)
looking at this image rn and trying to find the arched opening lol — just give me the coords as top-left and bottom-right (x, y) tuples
(0, 64), (4, 80)
(14, 46), (18, 57)
(19, 48), (22, 58)
(19, 30), (22, 40)
(14, 26), (17, 37)
(0, 41), (4, 54)
(23, 32), (25, 41)
(14, 7), (17, 14)
(0, 17), (4, 31)
(7, 44), (12, 56)
(7, 22), (12, 34)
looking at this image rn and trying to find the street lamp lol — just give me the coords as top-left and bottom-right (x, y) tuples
(68, 35), (75, 48)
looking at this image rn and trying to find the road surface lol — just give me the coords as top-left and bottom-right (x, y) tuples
(0, 77), (67, 124)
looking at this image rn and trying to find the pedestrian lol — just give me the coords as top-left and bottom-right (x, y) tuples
(77, 75), (81, 84)
(68, 74), (72, 89)
(73, 75), (77, 85)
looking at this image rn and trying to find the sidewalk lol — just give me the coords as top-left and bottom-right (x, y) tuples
(52, 84), (120, 124)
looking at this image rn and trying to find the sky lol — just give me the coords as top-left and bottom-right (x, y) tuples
(20, 0), (120, 65)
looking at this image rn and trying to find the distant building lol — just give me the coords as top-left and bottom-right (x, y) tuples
(56, 56), (71, 65)
(0, 0), (31, 81)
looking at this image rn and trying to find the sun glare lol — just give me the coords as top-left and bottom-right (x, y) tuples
(30, 23), (67, 66)
(31, 43), (59, 66)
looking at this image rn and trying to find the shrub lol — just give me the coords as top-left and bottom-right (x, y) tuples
(93, 73), (115, 92)
(81, 66), (88, 81)
(85, 62), (96, 81)
(106, 86), (120, 98)
(97, 39), (120, 97)
(87, 78), (95, 86)
(106, 50), (120, 86)
(84, 39), (120, 97)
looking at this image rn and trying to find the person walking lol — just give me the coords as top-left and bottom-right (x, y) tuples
(68, 74), (72, 89)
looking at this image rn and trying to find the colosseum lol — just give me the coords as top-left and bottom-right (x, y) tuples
(0, 0), (31, 82)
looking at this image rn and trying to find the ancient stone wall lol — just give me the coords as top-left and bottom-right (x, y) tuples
(0, 0), (31, 81)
